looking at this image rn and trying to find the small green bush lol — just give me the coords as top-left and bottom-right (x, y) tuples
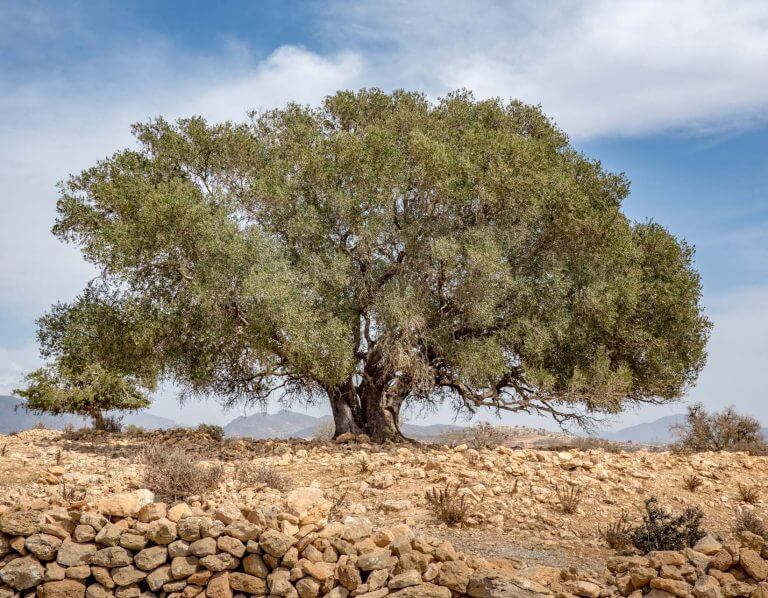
(196, 424), (224, 442)
(425, 486), (469, 526)
(628, 497), (706, 553)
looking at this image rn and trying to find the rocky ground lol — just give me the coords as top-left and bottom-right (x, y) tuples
(1, 427), (767, 597)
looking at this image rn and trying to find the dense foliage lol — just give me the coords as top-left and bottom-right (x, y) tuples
(628, 497), (706, 553)
(18, 90), (711, 440)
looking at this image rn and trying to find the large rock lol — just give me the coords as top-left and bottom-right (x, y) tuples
(0, 556), (45, 589)
(110, 566), (146, 587)
(285, 487), (331, 524)
(389, 583), (452, 597)
(467, 571), (545, 598)
(57, 541), (97, 567)
(0, 510), (43, 536)
(97, 490), (154, 518)
(740, 548), (768, 581)
(693, 575), (723, 598)
(38, 580), (86, 598)
(89, 546), (133, 568)
(259, 530), (296, 558)
(134, 546), (168, 571)
(25, 533), (62, 561)
(437, 560), (472, 594)
(358, 549), (395, 571)
(228, 572), (267, 594)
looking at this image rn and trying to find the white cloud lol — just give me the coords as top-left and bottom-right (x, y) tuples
(327, 0), (768, 138)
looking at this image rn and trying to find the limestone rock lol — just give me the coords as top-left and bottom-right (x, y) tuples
(97, 491), (154, 518)
(0, 555), (45, 589)
(38, 580), (86, 598)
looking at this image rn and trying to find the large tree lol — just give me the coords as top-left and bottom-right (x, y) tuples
(21, 90), (711, 441)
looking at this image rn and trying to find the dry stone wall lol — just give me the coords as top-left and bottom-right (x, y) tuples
(0, 489), (522, 598)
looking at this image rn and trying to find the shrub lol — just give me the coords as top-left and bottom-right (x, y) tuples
(674, 404), (766, 454)
(599, 512), (632, 550)
(236, 463), (291, 492)
(556, 485), (583, 514)
(61, 483), (86, 503)
(737, 484), (760, 505)
(425, 486), (469, 525)
(123, 425), (146, 435)
(357, 455), (371, 474)
(733, 509), (768, 539)
(196, 424), (224, 442)
(33, 421), (47, 429)
(683, 475), (703, 492)
(570, 436), (623, 453)
(142, 444), (224, 500)
(468, 422), (508, 449)
(628, 497), (706, 553)
(92, 415), (123, 432)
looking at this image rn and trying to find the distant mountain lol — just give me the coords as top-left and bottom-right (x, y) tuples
(599, 414), (685, 444)
(223, 409), (320, 439)
(224, 410), (465, 440)
(0, 395), (178, 433)
(600, 413), (768, 445)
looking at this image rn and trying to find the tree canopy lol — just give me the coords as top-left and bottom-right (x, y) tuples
(19, 89), (711, 441)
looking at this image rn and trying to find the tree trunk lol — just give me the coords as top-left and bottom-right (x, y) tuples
(89, 408), (106, 431)
(326, 379), (407, 443)
(328, 382), (364, 438)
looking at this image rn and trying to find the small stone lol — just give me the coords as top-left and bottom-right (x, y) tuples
(199, 553), (238, 572)
(93, 524), (120, 547)
(358, 549), (395, 571)
(695, 536), (724, 556)
(135, 546), (168, 571)
(228, 572), (266, 594)
(190, 538), (218, 557)
(137, 503), (167, 523)
(214, 503), (242, 526)
(73, 526), (96, 543)
(38, 580), (86, 598)
(389, 570), (422, 590)
(146, 565), (173, 591)
(111, 566), (146, 587)
(259, 530), (296, 558)
(216, 537), (245, 558)
(171, 556), (200, 579)
(693, 575), (723, 598)
(25, 534), (62, 561)
(206, 572), (232, 598)
(650, 577), (692, 598)
(146, 518), (177, 545)
(45, 562), (66, 582)
(168, 504), (193, 523)
(90, 547), (133, 568)
(241, 554), (268, 578)
(119, 533), (147, 552)
(65, 565), (91, 580)
(389, 583), (451, 597)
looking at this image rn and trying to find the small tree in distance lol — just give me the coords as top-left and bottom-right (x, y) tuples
(673, 403), (766, 453)
(17, 89), (711, 442)
(14, 363), (149, 430)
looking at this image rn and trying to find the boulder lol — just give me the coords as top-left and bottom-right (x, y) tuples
(0, 510), (42, 536)
(0, 555), (45, 589)
(97, 491), (154, 518)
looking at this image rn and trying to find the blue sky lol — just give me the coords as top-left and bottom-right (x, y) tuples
(1, 0), (767, 429)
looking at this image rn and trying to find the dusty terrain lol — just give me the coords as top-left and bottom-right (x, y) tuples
(2, 426), (766, 576)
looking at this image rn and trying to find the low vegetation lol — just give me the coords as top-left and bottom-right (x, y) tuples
(196, 424), (224, 442)
(142, 443), (224, 500)
(628, 497), (706, 553)
(599, 512), (633, 550)
(235, 463), (292, 492)
(425, 486), (469, 525)
(736, 483), (760, 505)
(733, 509), (768, 539)
(556, 485), (583, 514)
(683, 475), (703, 492)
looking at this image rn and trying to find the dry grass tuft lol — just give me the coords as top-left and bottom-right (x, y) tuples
(142, 444), (224, 500)
(236, 463), (291, 492)
(733, 509), (768, 539)
(737, 484), (760, 505)
(425, 486), (469, 526)
(556, 485), (583, 514)
(599, 512), (632, 550)
(683, 475), (703, 492)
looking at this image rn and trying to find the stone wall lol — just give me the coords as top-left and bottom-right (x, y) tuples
(0, 489), (518, 598)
